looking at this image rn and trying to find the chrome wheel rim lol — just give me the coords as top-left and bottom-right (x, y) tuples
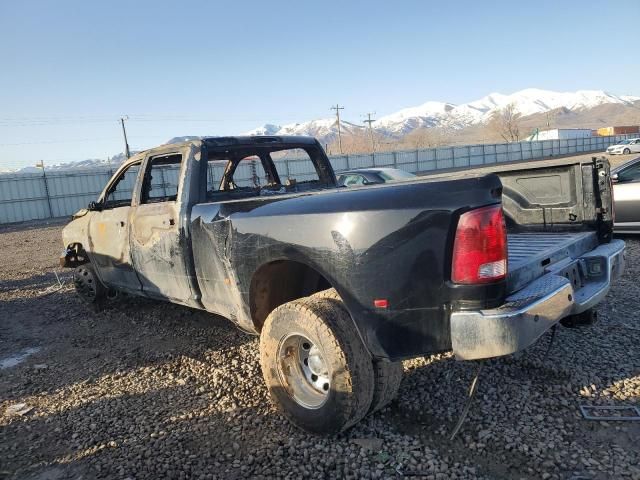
(277, 334), (330, 409)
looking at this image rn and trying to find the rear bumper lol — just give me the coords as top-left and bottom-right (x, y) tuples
(450, 240), (625, 360)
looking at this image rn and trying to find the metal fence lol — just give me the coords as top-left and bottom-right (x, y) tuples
(0, 134), (635, 224)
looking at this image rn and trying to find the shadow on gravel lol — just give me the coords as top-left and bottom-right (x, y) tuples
(0, 272), (68, 294)
(1, 384), (278, 480)
(0, 282), (254, 404)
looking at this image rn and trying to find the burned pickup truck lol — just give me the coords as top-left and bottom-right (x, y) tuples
(61, 136), (625, 433)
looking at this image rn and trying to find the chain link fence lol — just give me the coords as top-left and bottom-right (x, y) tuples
(0, 134), (635, 224)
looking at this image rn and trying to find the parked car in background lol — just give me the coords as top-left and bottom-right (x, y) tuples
(606, 138), (640, 155)
(612, 156), (640, 233)
(337, 167), (416, 187)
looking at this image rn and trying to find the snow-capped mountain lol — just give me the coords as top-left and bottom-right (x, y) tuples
(4, 88), (638, 174)
(246, 118), (366, 143)
(247, 89), (640, 140)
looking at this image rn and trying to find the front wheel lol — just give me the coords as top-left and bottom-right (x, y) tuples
(623, 148), (631, 154)
(259, 296), (374, 434)
(73, 264), (106, 308)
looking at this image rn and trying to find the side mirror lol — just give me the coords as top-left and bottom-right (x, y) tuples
(611, 173), (619, 183)
(88, 201), (103, 211)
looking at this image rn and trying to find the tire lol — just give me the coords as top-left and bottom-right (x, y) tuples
(73, 264), (107, 309)
(623, 148), (631, 154)
(259, 296), (374, 434)
(370, 360), (403, 413)
(312, 288), (403, 413)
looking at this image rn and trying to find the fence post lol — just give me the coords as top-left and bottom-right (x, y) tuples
(207, 162), (215, 189)
(519, 141), (523, 161)
(393, 151), (397, 167)
(159, 167), (167, 197)
(38, 162), (54, 219)
(345, 154), (350, 169)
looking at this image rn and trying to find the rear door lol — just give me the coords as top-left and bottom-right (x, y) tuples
(88, 161), (142, 291)
(129, 150), (197, 305)
(613, 160), (640, 228)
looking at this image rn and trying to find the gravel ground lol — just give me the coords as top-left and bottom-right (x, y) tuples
(1, 220), (639, 480)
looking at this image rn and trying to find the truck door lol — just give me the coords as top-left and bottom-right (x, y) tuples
(613, 161), (640, 226)
(88, 161), (143, 292)
(129, 152), (197, 305)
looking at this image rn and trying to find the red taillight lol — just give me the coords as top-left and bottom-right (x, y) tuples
(452, 204), (507, 284)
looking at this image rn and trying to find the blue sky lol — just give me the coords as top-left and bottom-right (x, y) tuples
(1, 0), (639, 168)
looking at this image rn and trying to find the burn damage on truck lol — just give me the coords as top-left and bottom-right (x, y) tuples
(61, 136), (624, 434)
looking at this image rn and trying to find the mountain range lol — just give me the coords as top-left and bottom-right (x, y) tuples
(245, 88), (640, 144)
(4, 88), (639, 173)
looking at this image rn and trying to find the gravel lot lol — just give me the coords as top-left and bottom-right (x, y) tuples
(1, 178), (639, 479)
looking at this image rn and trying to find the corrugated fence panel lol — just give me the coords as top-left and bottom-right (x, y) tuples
(417, 148), (437, 171)
(396, 150), (418, 173)
(329, 156), (348, 172)
(435, 147), (454, 169)
(1, 133), (636, 224)
(372, 152), (393, 168)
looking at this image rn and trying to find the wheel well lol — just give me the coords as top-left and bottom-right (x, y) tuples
(250, 260), (332, 331)
(62, 242), (89, 268)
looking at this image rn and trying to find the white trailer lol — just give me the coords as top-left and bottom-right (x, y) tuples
(527, 128), (592, 141)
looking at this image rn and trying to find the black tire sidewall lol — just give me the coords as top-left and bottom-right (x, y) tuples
(260, 301), (370, 434)
(74, 264), (106, 305)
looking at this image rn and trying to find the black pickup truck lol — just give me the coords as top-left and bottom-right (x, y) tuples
(61, 136), (625, 433)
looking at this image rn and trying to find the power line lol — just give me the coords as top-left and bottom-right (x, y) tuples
(0, 137), (122, 146)
(330, 104), (344, 154)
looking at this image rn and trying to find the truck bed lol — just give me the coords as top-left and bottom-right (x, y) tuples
(507, 231), (598, 293)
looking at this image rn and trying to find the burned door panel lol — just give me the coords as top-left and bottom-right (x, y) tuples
(129, 201), (196, 305)
(87, 206), (141, 291)
(190, 204), (248, 323)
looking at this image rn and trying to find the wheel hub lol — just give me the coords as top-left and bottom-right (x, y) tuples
(277, 334), (330, 409)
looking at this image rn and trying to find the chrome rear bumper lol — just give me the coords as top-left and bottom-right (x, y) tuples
(451, 240), (625, 360)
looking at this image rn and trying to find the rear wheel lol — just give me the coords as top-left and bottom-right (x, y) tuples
(74, 264), (106, 309)
(259, 296), (374, 434)
(370, 360), (403, 413)
(312, 288), (403, 413)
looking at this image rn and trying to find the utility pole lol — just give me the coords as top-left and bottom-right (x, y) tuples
(330, 104), (344, 154)
(120, 116), (131, 159)
(35, 160), (54, 218)
(363, 112), (376, 153)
